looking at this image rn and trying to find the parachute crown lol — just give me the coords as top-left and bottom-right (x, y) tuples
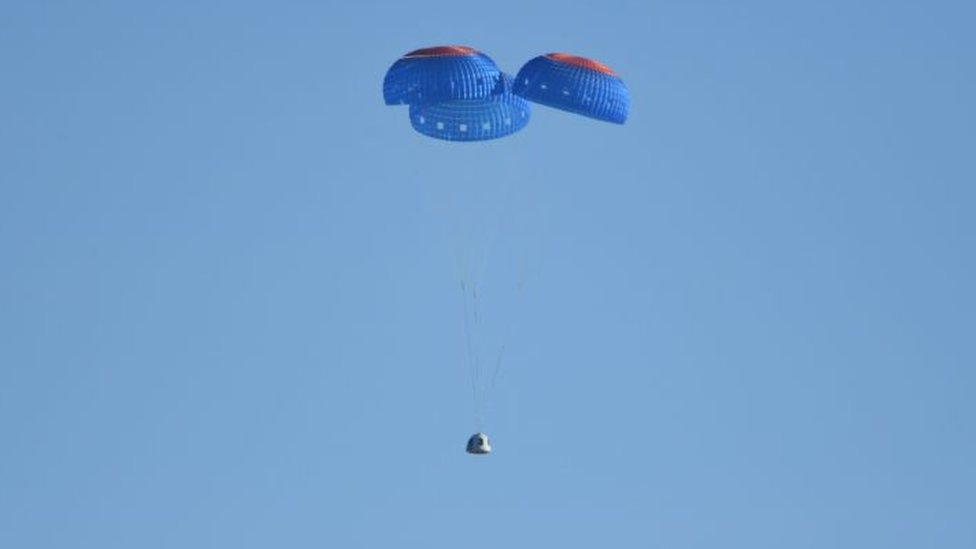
(545, 52), (618, 76)
(404, 45), (479, 58)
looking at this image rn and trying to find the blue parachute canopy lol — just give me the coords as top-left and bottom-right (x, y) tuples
(513, 53), (629, 124)
(408, 74), (530, 142)
(383, 45), (503, 106)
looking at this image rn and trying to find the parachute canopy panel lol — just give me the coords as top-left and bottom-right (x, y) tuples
(383, 45), (503, 106)
(513, 53), (629, 124)
(409, 74), (531, 142)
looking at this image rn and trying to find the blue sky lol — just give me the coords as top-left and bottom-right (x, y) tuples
(2, 1), (974, 547)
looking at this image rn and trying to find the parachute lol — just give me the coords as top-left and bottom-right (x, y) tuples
(513, 53), (630, 124)
(408, 74), (531, 142)
(381, 46), (628, 454)
(383, 46), (531, 142)
(383, 46), (503, 106)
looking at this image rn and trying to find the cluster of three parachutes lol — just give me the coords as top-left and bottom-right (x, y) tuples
(383, 46), (630, 141)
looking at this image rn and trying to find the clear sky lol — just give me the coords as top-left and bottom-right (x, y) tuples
(2, 1), (974, 547)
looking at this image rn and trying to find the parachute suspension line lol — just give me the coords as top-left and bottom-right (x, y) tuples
(470, 282), (480, 422)
(416, 176), (483, 429)
(488, 251), (531, 392)
(454, 155), (533, 431)
(473, 282), (482, 400)
(471, 191), (502, 423)
(460, 184), (497, 430)
(483, 164), (533, 396)
(453, 165), (498, 431)
(490, 344), (506, 390)
(459, 251), (482, 429)
(459, 281), (473, 404)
